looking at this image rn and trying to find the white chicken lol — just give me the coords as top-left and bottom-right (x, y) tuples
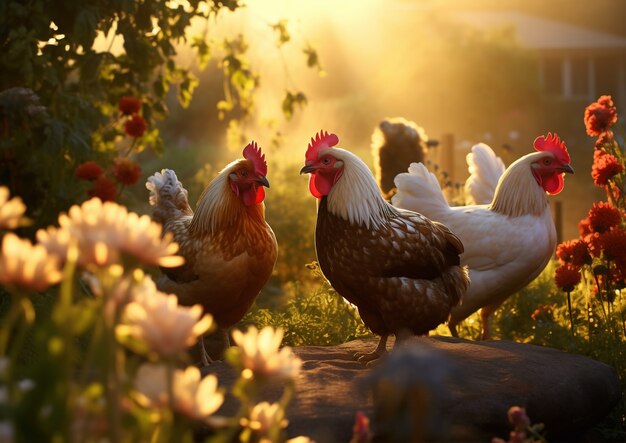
(463, 143), (506, 205)
(392, 134), (574, 339)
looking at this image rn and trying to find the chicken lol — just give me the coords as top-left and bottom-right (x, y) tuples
(300, 131), (469, 363)
(146, 141), (277, 362)
(463, 143), (506, 205)
(370, 118), (430, 199)
(392, 134), (574, 339)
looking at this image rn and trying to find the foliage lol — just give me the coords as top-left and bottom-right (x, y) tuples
(243, 262), (372, 347)
(0, 0), (321, 230)
(0, 195), (311, 443)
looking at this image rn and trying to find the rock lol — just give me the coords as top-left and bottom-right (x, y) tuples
(201, 336), (622, 442)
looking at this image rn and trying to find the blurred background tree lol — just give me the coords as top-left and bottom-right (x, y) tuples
(0, 0), (320, 230)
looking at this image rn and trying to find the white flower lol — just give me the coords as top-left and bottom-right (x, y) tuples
(231, 326), (302, 380)
(134, 363), (223, 421)
(0, 233), (62, 292)
(117, 283), (213, 358)
(172, 366), (223, 420)
(37, 198), (184, 269)
(245, 402), (288, 434)
(134, 363), (169, 408)
(0, 187), (26, 230)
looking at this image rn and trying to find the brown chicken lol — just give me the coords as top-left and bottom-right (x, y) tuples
(146, 142), (277, 362)
(300, 131), (469, 362)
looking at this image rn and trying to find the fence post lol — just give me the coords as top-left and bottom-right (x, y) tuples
(440, 133), (455, 181)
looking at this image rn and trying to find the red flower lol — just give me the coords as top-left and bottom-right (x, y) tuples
(588, 201), (622, 233)
(531, 304), (554, 322)
(591, 149), (623, 187)
(599, 226), (626, 262)
(118, 96), (141, 116)
(594, 131), (614, 149)
(88, 176), (117, 202)
(555, 263), (581, 292)
(585, 232), (604, 258)
(124, 114), (147, 138)
(556, 239), (591, 267)
(112, 157), (141, 185)
(584, 95), (618, 137)
(75, 161), (104, 181)
(351, 411), (371, 443)
(578, 217), (593, 237)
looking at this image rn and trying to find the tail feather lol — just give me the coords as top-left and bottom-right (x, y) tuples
(463, 143), (505, 205)
(146, 169), (193, 224)
(392, 162), (450, 221)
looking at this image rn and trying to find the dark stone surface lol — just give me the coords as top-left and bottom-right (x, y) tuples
(201, 336), (622, 442)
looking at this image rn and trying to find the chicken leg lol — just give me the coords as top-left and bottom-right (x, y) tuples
(355, 335), (388, 364)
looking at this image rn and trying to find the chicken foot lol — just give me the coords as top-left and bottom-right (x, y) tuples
(355, 335), (388, 364)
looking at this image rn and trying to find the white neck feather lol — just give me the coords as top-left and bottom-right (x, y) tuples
(489, 152), (549, 217)
(324, 148), (394, 229)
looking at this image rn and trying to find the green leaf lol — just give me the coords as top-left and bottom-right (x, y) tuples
(270, 19), (290, 47)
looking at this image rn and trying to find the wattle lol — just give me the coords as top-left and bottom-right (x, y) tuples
(242, 186), (265, 206)
(309, 173), (333, 198)
(543, 173), (565, 195)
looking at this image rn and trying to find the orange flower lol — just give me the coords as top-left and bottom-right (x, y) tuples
(75, 161), (104, 181)
(588, 201), (622, 233)
(124, 114), (147, 138)
(591, 149), (623, 187)
(112, 158), (141, 185)
(118, 96), (141, 116)
(88, 176), (117, 202)
(594, 131), (614, 149)
(584, 95), (618, 137)
(554, 263), (581, 292)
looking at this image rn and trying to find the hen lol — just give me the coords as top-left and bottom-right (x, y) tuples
(146, 142), (277, 362)
(463, 143), (506, 205)
(370, 118), (430, 198)
(300, 131), (469, 363)
(392, 134), (574, 339)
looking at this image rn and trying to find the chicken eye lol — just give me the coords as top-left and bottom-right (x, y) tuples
(543, 159), (552, 165)
(240, 169), (248, 177)
(322, 157), (331, 165)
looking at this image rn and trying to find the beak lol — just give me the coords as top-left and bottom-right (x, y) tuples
(560, 164), (574, 174)
(300, 165), (317, 175)
(255, 176), (270, 188)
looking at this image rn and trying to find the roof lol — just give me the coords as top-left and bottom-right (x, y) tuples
(453, 11), (626, 50)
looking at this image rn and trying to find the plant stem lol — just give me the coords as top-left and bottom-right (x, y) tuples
(0, 292), (25, 356)
(566, 291), (575, 336)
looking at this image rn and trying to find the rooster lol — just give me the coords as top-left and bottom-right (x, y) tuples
(463, 143), (506, 205)
(392, 134), (574, 339)
(300, 131), (469, 363)
(146, 142), (277, 363)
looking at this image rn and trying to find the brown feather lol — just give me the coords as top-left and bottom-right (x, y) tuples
(315, 197), (468, 337)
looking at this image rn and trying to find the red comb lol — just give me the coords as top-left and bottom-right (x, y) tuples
(305, 130), (339, 163)
(533, 133), (570, 164)
(243, 141), (267, 176)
